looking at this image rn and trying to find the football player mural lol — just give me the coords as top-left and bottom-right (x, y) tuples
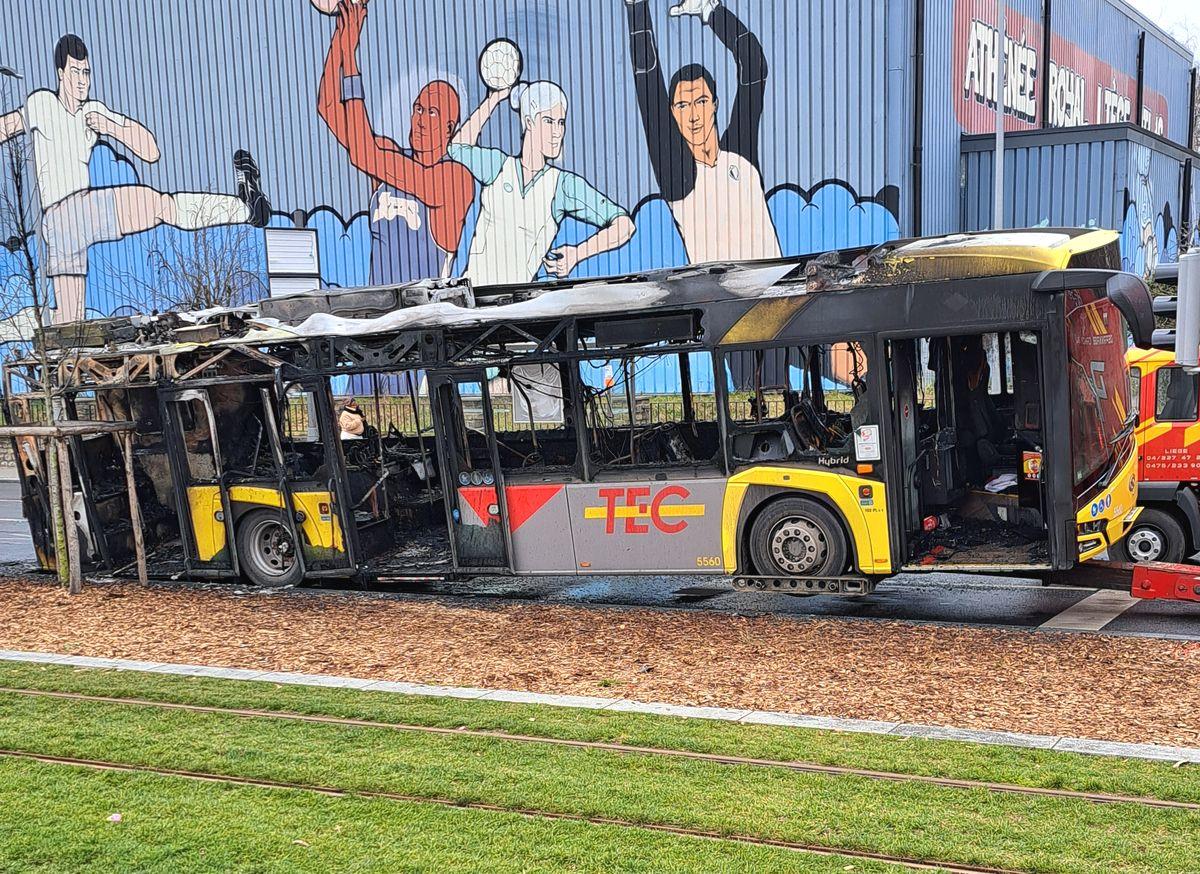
(0, 34), (270, 323)
(314, 0), (634, 287)
(623, 0), (781, 264)
(302, 0), (906, 291)
(449, 61), (635, 286)
(0, 0), (920, 325)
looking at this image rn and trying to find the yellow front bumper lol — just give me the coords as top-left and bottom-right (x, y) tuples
(1075, 450), (1141, 562)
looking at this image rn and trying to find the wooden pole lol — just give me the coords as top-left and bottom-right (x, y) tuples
(46, 439), (69, 587)
(56, 436), (82, 594)
(121, 432), (148, 585)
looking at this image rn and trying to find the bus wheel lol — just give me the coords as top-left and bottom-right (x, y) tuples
(1110, 509), (1186, 564)
(236, 509), (304, 587)
(749, 497), (848, 578)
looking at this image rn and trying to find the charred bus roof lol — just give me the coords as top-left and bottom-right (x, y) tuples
(22, 227), (1140, 369)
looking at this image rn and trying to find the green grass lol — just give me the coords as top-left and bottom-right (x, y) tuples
(1, 661), (1197, 804)
(0, 663), (1198, 872)
(0, 759), (888, 873)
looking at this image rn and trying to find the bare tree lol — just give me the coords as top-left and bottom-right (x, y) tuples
(148, 220), (267, 311)
(96, 199), (267, 314)
(0, 65), (70, 586)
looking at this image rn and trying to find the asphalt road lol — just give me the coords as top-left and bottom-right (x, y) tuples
(0, 480), (1196, 640)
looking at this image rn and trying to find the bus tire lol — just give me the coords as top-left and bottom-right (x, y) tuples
(748, 496), (848, 579)
(236, 509), (304, 587)
(1110, 508), (1187, 564)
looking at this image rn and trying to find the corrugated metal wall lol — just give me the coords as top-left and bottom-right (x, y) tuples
(934, 0), (1194, 145)
(1143, 29), (1194, 145)
(961, 130), (1126, 232)
(952, 0), (1045, 134)
(1125, 139), (1188, 272)
(961, 123), (1195, 275)
(932, 0), (1197, 276)
(1055, 0), (1142, 121)
(918, 0), (962, 235)
(0, 0), (905, 324)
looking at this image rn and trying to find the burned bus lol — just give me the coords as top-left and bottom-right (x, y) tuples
(3, 229), (1156, 593)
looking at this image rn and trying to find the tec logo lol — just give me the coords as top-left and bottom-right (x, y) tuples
(585, 486), (705, 535)
(1090, 494), (1113, 518)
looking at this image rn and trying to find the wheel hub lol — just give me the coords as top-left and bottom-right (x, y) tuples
(769, 517), (828, 575)
(1126, 527), (1164, 562)
(252, 522), (296, 577)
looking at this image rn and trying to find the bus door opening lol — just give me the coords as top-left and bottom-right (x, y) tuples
(431, 372), (513, 572)
(162, 388), (238, 575)
(889, 332), (1049, 570)
(274, 380), (357, 576)
(329, 370), (447, 574)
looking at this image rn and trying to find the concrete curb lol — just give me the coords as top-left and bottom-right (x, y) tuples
(2, 649), (1198, 764)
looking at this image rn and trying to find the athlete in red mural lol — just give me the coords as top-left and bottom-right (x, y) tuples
(316, 0), (473, 281)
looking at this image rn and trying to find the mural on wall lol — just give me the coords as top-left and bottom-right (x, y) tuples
(624, 0), (779, 263)
(1130, 143), (1159, 276)
(299, 0), (899, 293)
(1120, 141), (1179, 278)
(0, 0), (904, 328)
(0, 34), (271, 323)
(447, 54), (634, 284)
(316, 1), (473, 284)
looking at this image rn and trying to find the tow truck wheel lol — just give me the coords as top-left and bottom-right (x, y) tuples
(1110, 509), (1187, 564)
(749, 497), (848, 579)
(236, 509), (304, 586)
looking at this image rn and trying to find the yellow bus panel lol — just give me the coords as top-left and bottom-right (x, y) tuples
(186, 486), (226, 563)
(721, 467), (892, 575)
(225, 485), (345, 553)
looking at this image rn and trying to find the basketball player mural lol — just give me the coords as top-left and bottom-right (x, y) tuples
(0, 35), (271, 324)
(623, 0), (781, 264)
(449, 43), (635, 286)
(314, 0), (473, 283)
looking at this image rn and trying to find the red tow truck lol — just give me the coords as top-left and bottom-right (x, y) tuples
(1077, 255), (1200, 604)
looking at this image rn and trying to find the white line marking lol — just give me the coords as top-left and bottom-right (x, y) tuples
(1039, 590), (1140, 633)
(0, 649), (1198, 764)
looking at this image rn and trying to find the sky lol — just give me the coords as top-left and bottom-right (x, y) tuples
(1127, 0), (1200, 59)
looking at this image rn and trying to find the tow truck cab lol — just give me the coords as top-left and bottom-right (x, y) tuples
(1122, 346), (1200, 563)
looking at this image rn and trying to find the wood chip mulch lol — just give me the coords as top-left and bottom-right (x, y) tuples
(1, 579), (1198, 747)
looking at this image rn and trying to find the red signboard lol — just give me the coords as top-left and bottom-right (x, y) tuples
(953, 0), (1168, 135)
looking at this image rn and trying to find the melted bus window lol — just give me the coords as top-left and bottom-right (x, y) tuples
(495, 363), (578, 473)
(580, 352), (720, 470)
(725, 342), (868, 465)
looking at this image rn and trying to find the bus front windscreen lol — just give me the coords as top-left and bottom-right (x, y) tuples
(1066, 288), (1133, 492)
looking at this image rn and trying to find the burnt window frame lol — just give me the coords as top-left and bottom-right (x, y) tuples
(573, 348), (724, 477)
(718, 336), (873, 469)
